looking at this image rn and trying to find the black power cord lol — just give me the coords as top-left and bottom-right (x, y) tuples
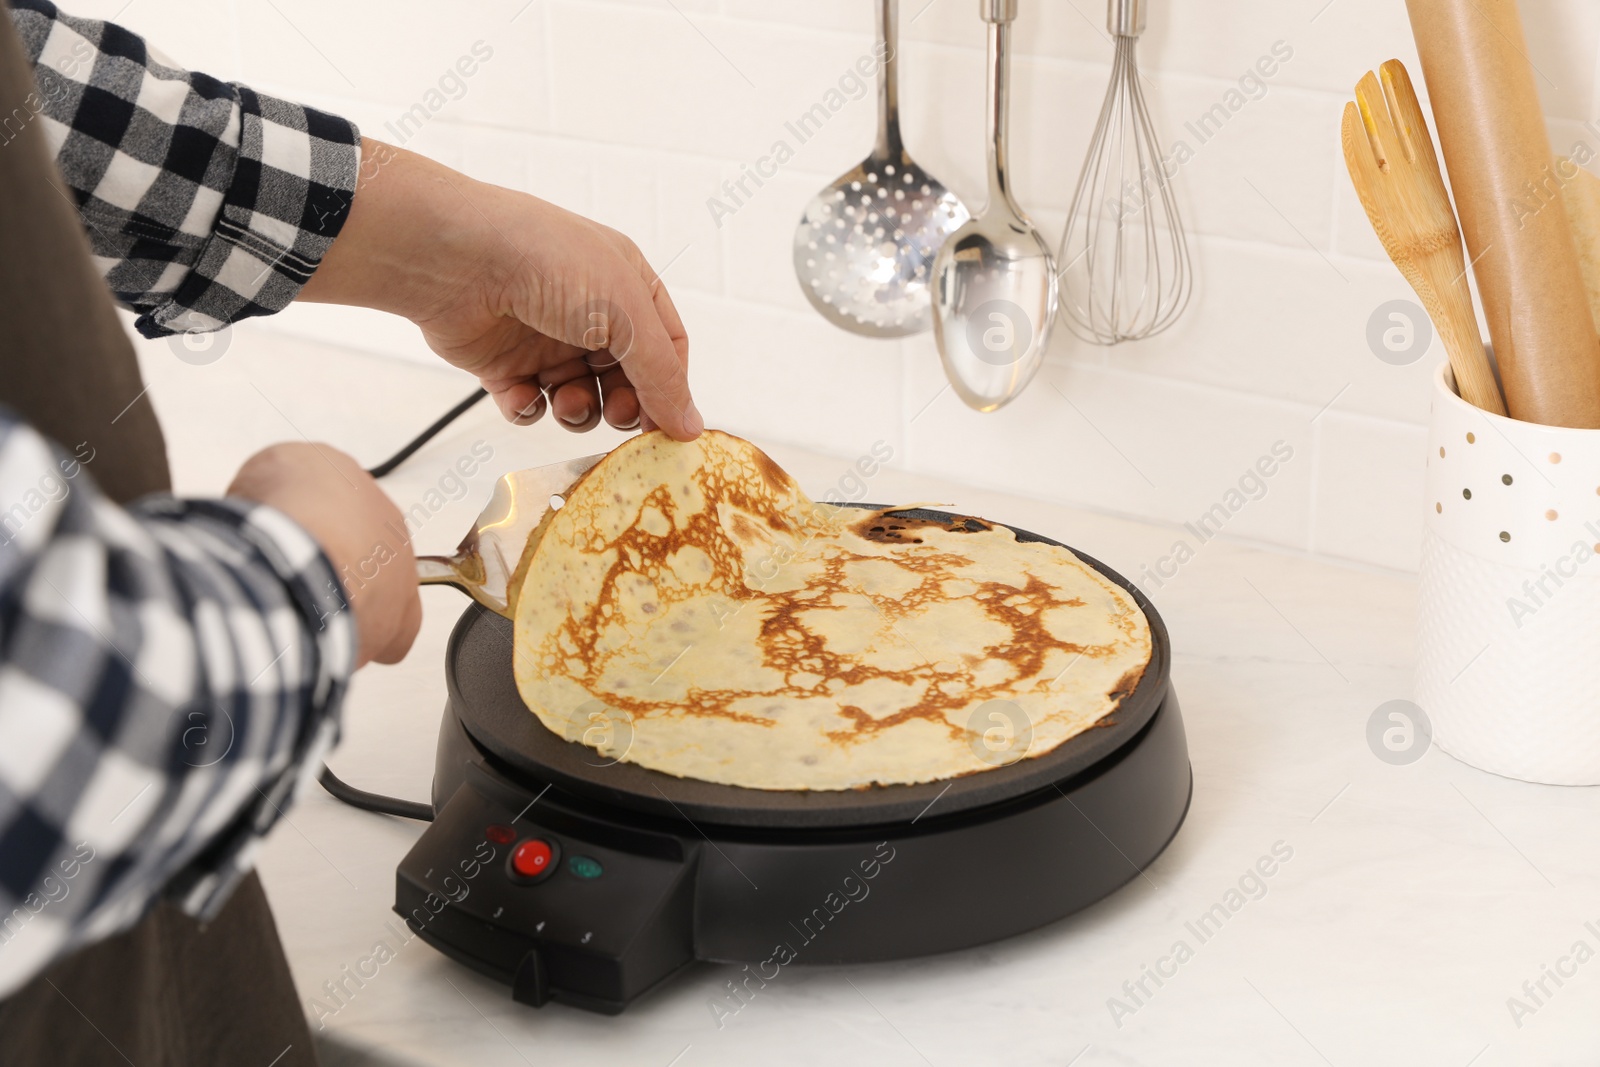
(317, 386), (491, 823)
(365, 388), (488, 478)
(317, 765), (435, 822)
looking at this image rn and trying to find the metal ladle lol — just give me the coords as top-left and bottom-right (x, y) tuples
(932, 0), (1057, 411)
(792, 0), (969, 337)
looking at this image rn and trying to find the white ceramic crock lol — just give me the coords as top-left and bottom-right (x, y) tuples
(1416, 363), (1600, 784)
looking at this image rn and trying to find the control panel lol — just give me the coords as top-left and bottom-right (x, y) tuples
(395, 768), (698, 1014)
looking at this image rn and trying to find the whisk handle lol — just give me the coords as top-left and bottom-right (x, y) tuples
(979, 0), (1017, 22)
(1108, 0), (1146, 37)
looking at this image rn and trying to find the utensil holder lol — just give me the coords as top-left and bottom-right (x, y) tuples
(1416, 363), (1600, 784)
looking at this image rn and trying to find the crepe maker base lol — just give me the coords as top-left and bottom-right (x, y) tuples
(396, 508), (1192, 1014)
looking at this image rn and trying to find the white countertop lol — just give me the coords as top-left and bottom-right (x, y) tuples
(139, 325), (1600, 1067)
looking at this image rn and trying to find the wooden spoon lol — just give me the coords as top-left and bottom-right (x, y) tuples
(1342, 59), (1506, 414)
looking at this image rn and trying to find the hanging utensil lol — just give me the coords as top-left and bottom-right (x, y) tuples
(1058, 0), (1191, 346)
(792, 0), (969, 337)
(931, 0), (1057, 411)
(416, 452), (605, 617)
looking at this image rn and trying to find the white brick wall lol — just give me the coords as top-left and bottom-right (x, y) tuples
(76, 0), (1600, 573)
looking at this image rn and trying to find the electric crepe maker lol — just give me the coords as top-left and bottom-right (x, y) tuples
(396, 506), (1191, 1013)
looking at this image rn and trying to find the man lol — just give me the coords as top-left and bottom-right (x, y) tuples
(0, 2), (704, 1063)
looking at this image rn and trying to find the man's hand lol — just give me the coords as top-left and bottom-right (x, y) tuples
(228, 443), (421, 668)
(300, 139), (702, 440)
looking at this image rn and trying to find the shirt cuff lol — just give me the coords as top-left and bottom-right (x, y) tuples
(134, 496), (357, 917)
(137, 92), (361, 339)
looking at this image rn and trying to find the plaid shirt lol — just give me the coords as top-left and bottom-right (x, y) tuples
(1, 1), (365, 997)
(8, 0), (361, 336)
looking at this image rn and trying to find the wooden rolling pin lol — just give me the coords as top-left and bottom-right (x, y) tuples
(1404, 0), (1600, 428)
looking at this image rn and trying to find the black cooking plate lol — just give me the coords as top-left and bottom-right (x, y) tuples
(446, 505), (1172, 830)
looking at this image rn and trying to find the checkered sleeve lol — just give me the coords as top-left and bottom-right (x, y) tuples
(0, 411), (357, 999)
(7, 0), (361, 338)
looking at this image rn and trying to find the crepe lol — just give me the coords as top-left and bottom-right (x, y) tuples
(511, 431), (1152, 791)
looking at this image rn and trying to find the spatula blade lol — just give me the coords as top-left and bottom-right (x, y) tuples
(416, 452), (607, 617)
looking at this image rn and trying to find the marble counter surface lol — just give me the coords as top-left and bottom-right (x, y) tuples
(138, 325), (1600, 1067)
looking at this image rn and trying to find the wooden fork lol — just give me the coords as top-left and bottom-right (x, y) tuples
(1342, 59), (1506, 414)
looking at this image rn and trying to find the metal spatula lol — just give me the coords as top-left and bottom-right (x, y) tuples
(416, 452), (605, 617)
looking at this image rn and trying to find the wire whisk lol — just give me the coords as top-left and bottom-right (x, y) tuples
(1058, 0), (1191, 345)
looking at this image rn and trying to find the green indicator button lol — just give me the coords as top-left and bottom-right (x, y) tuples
(568, 855), (604, 880)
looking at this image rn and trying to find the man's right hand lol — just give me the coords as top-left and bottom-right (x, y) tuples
(227, 443), (421, 668)
(298, 140), (701, 440)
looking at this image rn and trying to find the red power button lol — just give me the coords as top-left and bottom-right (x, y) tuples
(510, 839), (554, 881)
